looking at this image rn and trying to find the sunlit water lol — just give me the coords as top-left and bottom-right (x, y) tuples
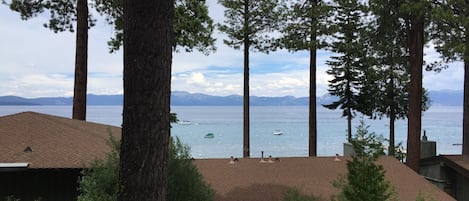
(0, 105), (463, 158)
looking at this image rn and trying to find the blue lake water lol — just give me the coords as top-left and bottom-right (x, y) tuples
(0, 105), (463, 158)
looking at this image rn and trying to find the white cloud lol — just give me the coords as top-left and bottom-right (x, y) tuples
(0, 73), (73, 97)
(0, 0), (465, 98)
(187, 72), (209, 86)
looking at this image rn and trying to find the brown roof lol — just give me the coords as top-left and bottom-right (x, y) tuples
(0, 112), (120, 169)
(0, 112), (454, 201)
(194, 157), (455, 201)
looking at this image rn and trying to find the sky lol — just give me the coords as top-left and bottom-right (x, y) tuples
(0, 1), (465, 98)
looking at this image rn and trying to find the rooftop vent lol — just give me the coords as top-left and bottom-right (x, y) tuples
(23, 146), (32, 153)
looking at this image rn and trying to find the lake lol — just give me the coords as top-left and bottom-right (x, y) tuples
(0, 105), (463, 158)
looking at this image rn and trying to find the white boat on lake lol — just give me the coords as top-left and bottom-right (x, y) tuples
(273, 130), (283, 135)
(179, 120), (192, 125)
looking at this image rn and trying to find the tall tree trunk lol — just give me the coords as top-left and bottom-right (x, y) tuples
(243, 0), (250, 158)
(347, 107), (352, 142)
(118, 0), (173, 200)
(389, 111), (395, 156)
(309, 10), (317, 157)
(389, 65), (395, 156)
(72, 0), (88, 120)
(463, 39), (469, 156)
(406, 8), (424, 173)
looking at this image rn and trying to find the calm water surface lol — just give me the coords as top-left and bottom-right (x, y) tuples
(0, 105), (463, 158)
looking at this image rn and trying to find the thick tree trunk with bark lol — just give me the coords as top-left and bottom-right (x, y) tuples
(118, 0), (173, 200)
(243, 0), (250, 158)
(309, 9), (317, 157)
(72, 0), (88, 120)
(406, 11), (424, 173)
(309, 46), (317, 156)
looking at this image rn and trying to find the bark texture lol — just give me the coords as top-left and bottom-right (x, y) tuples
(406, 10), (424, 173)
(72, 0), (88, 120)
(118, 0), (174, 200)
(243, 0), (250, 158)
(463, 56), (469, 156)
(309, 15), (317, 157)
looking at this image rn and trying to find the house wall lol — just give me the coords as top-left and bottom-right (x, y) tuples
(455, 172), (469, 201)
(420, 163), (448, 189)
(0, 169), (81, 201)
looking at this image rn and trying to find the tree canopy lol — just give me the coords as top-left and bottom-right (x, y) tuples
(94, 0), (216, 54)
(323, 0), (368, 142)
(218, 0), (283, 157)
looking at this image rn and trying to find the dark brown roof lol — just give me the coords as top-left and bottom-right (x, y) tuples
(0, 112), (454, 200)
(194, 157), (455, 201)
(0, 112), (120, 169)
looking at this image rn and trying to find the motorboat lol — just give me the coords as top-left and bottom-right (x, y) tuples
(179, 120), (191, 125)
(204, 133), (215, 138)
(273, 130), (283, 135)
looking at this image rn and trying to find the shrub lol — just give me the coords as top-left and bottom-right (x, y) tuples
(77, 135), (214, 201)
(168, 137), (214, 201)
(332, 119), (395, 201)
(283, 189), (321, 201)
(77, 134), (119, 201)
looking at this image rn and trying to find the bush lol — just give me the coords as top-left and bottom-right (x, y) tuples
(77, 134), (120, 201)
(77, 135), (214, 201)
(332, 119), (395, 201)
(168, 137), (214, 201)
(283, 189), (321, 201)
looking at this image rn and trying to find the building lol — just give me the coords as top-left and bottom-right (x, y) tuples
(0, 112), (455, 201)
(0, 112), (120, 200)
(421, 155), (469, 201)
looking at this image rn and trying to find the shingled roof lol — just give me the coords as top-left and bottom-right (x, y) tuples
(0, 112), (454, 201)
(0, 112), (120, 169)
(194, 157), (455, 201)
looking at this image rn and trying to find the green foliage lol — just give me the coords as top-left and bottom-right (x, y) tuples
(4, 0), (216, 54)
(332, 120), (395, 201)
(279, 0), (332, 52)
(93, 0), (216, 54)
(4, 0), (96, 33)
(283, 189), (321, 201)
(324, 0), (367, 115)
(2, 196), (20, 201)
(428, 0), (469, 71)
(77, 134), (120, 201)
(350, 119), (386, 159)
(217, 0), (283, 52)
(362, 0), (409, 119)
(323, 0), (368, 141)
(168, 137), (214, 201)
(1, 196), (42, 201)
(415, 192), (436, 201)
(77, 135), (214, 201)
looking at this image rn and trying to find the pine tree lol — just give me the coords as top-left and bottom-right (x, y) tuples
(218, 0), (282, 157)
(404, 0), (430, 173)
(118, 0), (173, 200)
(365, 0), (412, 156)
(7, 0), (93, 120)
(429, 0), (469, 156)
(324, 0), (367, 142)
(93, 0), (216, 54)
(4, 0), (215, 122)
(279, 0), (332, 156)
(333, 120), (394, 201)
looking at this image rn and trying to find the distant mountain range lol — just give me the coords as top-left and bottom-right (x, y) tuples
(0, 90), (463, 106)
